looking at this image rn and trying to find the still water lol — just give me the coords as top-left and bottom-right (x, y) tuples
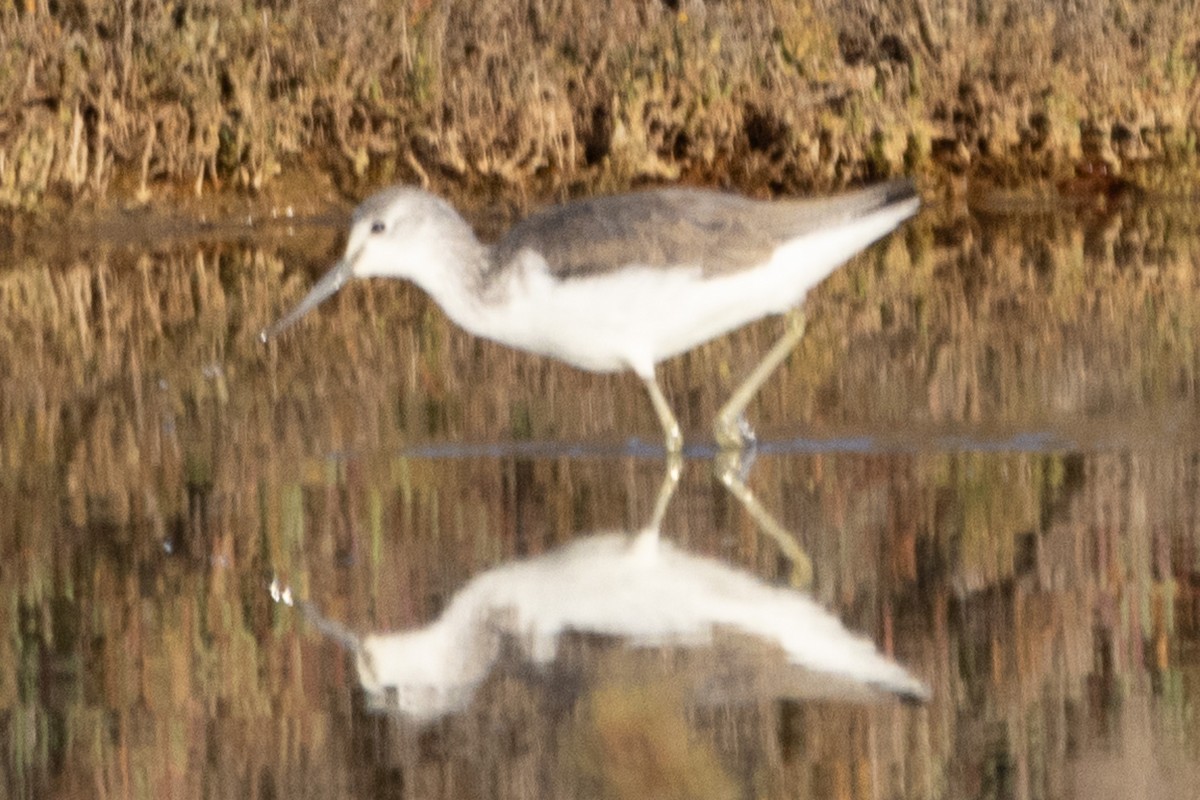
(1, 195), (1198, 799)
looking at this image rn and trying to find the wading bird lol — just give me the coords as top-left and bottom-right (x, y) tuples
(262, 181), (919, 451)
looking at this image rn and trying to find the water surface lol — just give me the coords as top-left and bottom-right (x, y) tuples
(1, 198), (1198, 799)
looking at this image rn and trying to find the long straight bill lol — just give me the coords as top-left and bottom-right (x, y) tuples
(259, 260), (351, 342)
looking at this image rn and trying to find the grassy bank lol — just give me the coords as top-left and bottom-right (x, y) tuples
(1, 0), (1198, 214)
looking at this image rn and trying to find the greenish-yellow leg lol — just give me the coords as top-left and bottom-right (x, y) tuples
(714, 310), (808, 450)
(646, 451), (683, 532)
(714, 450), (813, 588)
(642, 374), (684, 453)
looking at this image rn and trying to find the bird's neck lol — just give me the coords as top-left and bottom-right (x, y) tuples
(406, 235), (501, 337)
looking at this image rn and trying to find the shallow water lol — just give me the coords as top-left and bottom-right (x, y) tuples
(1, 196), (1199, 799)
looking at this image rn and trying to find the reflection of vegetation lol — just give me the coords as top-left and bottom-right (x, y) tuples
(569, 681), (738, 800)
(2, 0), (1199, 210)
(1, 201), (1199, 796)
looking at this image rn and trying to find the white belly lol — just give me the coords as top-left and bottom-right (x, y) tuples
(475, 219), (892, 377)
(486, 265), (781, 374)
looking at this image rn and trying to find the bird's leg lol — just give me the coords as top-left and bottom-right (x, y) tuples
(646, 451), (683, 532)
(714, 310), (808, 450)
(641, 373), (684, 453)
(627, 371), (681, 528)
(714, 449), (813, 588)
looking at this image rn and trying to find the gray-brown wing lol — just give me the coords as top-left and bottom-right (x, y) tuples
(490, 179), (917, 280)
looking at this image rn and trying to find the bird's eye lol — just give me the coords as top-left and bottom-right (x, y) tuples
(369, 220), (386, 234)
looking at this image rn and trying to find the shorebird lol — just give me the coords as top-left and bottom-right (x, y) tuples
(273, 527), (928, 721)
(262, 180), (919, 450)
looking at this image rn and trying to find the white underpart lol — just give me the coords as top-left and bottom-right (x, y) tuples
(473, 200), (916, 377)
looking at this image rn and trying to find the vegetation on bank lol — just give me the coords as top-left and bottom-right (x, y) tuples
(1, 0), (1197, 213)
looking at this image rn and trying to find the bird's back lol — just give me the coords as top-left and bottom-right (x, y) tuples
(491, 179), (918, 280)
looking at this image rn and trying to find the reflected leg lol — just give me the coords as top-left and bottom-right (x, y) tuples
(714, 310), (808, 450)
(641, 373), (684, 453)
(714, 450), (813, 588)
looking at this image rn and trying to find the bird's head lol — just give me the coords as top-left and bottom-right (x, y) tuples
(260, 187), (477, 341)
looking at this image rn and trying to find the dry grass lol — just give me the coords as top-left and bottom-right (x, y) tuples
(1, 0), (1197, 213)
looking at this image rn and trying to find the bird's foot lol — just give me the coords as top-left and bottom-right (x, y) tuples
(663, 423), (684, 455)
(714, 412), (757, 452)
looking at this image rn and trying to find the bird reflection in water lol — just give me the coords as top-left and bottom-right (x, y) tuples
(271, 524), (927, 723)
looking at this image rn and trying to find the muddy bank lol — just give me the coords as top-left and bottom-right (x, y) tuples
(1, 0), (1198, 217)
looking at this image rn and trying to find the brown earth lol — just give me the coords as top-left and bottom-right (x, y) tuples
(2, 0), (1198, 220)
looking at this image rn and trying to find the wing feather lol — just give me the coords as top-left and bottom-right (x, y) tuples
(489, 179), (917, 280)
